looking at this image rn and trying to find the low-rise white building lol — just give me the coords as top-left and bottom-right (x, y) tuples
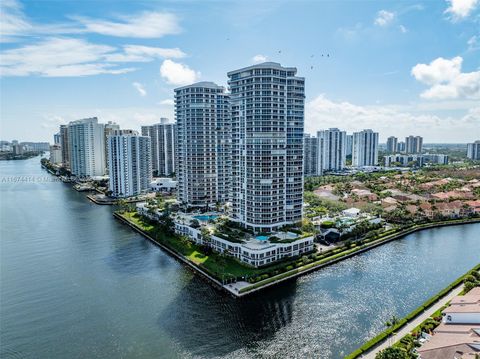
(150, 178), (177, 192)
(174, 218), (314, 267)
(342, 208), (361, 218)
(49, 144), (62, 164)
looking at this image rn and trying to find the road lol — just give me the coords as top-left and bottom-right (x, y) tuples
(361, 284), (464, 358)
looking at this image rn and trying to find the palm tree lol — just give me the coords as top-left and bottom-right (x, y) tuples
(385, 315), (400, 346)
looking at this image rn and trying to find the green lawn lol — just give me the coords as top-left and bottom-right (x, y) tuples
(118, 211), (260, 279)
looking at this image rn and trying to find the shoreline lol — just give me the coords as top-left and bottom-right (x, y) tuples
(113, 211), (480, 298)
(346, 263), (480, 359)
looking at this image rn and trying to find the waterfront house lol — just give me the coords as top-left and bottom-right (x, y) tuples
(442, 287), (480, 324)
(417, 288), (480, 359)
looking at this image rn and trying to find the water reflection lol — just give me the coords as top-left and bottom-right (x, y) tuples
(158, 278), (297, 357)
(105, 236), (155, 275)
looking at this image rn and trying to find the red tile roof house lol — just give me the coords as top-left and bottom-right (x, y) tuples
(435, 201), (464, 218)
(419, 202), (434, 218)
(432, 191), (475, 200)
(417, 288), (480, 359)
(466, 200), (480, 214)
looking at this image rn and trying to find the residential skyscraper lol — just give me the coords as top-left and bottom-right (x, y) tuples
(405, 135), (423, 154)
(346, 134), (353, 157)
(59, 125), (70, 169)
(228, 62), (305, 232)
(386, 136), (398, 154)
(303, 134), (318, 177)
(467, 140), (480, 160)
(317, 128), (346, 174)
(141, 118), (176, 177)
(67, 117), (106, 177)
(398, 141), (406, 153)
(175, 82), (230, 207)
(49, 144), (62, 164)
(53, 132), (61, 145)
(104, 121), (120, 174)
(107, 130), (152, 198)
(352, 129), (379, 167)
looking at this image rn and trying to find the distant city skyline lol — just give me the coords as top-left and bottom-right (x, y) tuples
(1, 0), (479, 142)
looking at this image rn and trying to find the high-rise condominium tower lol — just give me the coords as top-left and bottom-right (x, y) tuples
(141, 118), (176, 177)
(352, 129), (379, 167)
(386, 136), (398, 154)
(467, 140), (480, 160)
(317, 128), (347, 175)
(67, 117), (105, 177)
(346, 134), (353, 157)
(304, 134), (318, 177)
(228, 62), (305, 232)
(405, 135), (423, 154)
(175, 82), (230, 207)
(107, 130), (152, 198)
(59, 124), (70, 169)
(104, 121), (120, 174)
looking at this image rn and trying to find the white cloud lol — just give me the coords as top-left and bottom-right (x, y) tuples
(252, 54), (267, 63)
(445, 0), (479, 20)
(411, 56), (480, 100)
(73, 11), (180, 38)
(399, 25), (407, 33)
(159, 59), (199, 86)
(0, 2), (181, 40)
(374, 10), (395, 26)
(0, 0), (81, 40)
(305, 94), (480, 142)
(105, 45), (185, 62)
(0, 38), (129, 76)
(467, 35), (479, 50)
(0, 0), (32, 40)
(0, 37), (187, 77)
(132, 82), (146, 96)
(158, 99), (174, 106)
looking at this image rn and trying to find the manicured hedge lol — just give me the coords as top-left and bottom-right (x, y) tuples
(239, 220), (479, 295)
(345, 263), (480, 359)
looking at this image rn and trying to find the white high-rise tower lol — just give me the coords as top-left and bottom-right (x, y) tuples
(175, 82), (230, 207)
(228, 62), (305, 233)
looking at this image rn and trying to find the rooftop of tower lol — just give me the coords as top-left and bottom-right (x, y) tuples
(174, 81), (224, 91)
(227, 62), (298, 76)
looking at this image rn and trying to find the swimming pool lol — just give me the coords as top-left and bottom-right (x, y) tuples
(193, 215), (219, 222)
(255, 235), (270, 241)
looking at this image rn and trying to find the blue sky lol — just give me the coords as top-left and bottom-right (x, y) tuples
(0, 0), (479, 143)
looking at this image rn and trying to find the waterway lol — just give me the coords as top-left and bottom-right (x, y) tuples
(1, 157), (479, 358)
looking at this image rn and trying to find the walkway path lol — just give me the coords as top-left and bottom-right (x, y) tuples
(361, 284), (464, 358)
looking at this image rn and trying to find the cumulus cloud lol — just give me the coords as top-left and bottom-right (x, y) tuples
(374, 10), (395, 26)
(252, 54), (267, 63)
(73, 11), (181, 38)
(411, 56), (480, 100)
(132, 82), (146, 96)
(445, 0), (479, 20)
(305, 94), (479, 142)
(0, 37), (186, 77)
(160, 59), (199, 86)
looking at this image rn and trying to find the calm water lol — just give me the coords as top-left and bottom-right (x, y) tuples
(1, 157), (479, 359)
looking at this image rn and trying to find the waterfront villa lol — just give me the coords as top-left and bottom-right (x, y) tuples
(417, 287), (480, 359)
(442, 287), (480, 324)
